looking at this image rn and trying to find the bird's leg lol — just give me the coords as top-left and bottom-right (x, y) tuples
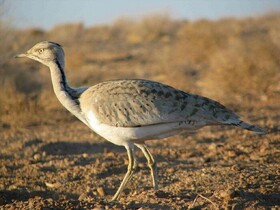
(135, 143), (158, 190)
(111, 144), (136, 201)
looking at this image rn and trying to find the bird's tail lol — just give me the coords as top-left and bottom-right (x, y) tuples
(231, 120), (265, 134)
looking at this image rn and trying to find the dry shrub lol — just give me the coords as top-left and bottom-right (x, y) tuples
(0, 79), (43, 127)
(207, 20), (279, 101)
(133, 13), (176, 43)
(84, 25), (112, 43)
(175, 15), (280, 101)
(66, 48), (86, 70)
(0, 23), (47, 127)
(199, 37), (280, 101)
(111, 13), (178, 44)
(0, 61), (46, 127)
(175, 18), (242, 68)
(48, 23), (84, 44)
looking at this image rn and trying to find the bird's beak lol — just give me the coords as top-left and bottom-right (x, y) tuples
(15, 53), (28, 58)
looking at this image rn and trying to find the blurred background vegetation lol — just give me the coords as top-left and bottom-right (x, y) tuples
(0, 13), (279, 128)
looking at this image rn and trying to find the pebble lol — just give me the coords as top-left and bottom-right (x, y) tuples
(45, 182), (61, 188)
(46, 198), (53, 204)
(97, 187), (105, 196)
(208, 143), (217, 151)
(42, 151), (47, 157)
(78, 193), (87, 201)
(92, 207), (105, 210)
(82, 153), (89, 158)
(33, 153), (41, 160)
(166, 167), (175, 173)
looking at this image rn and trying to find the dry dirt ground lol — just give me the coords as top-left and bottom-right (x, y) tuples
(0, 100), (279, 210)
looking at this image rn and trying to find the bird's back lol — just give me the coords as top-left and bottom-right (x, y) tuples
(79, 79), (239, 128)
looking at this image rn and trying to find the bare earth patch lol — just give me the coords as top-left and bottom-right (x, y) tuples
(0, 102), (279, 209)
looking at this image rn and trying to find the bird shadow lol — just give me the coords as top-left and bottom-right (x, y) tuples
(231, 190), (280, 208)
(39, 141), (125, 156)
(0, 188), (78, 205)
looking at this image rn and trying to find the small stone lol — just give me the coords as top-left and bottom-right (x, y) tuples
(97, 187), (105, 196)
(166, 167), (175, 173)
(92, 207), (105, 210)
(106, 152), (115, 158)
(33, 153), (41, 160)
(209, 143), (217, 151)
(46, 198), (53, 204)
(42, 151), (47, 157)
(227, 150), (236, 157)
(45, 182), (61, 188)
(82, 153), (88, 158)
(78, 193), (87, 201)
(138, 162), (145, 168)
(219, 190), (229, 198)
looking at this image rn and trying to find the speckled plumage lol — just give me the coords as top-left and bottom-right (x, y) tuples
(80, 79), (236, 127)
(17, 41), (265, 201)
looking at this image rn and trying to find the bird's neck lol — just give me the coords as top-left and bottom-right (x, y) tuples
(48, 60), (89, 125)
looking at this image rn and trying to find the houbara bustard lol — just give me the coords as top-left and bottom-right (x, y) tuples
(16, 41), (264, 201)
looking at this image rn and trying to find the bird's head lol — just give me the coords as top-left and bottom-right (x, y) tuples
(16, 41), (65, 67)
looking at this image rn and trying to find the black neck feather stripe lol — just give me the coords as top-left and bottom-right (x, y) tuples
(54, 59), (78, 104)
(55, 59), (67, 88)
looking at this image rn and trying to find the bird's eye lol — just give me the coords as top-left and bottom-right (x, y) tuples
(38, 49), (44, 54)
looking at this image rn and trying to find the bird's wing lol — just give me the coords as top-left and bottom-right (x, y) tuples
(80, 79), (238, 127)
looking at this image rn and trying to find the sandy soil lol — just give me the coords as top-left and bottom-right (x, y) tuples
(0, 101), (279, 210)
